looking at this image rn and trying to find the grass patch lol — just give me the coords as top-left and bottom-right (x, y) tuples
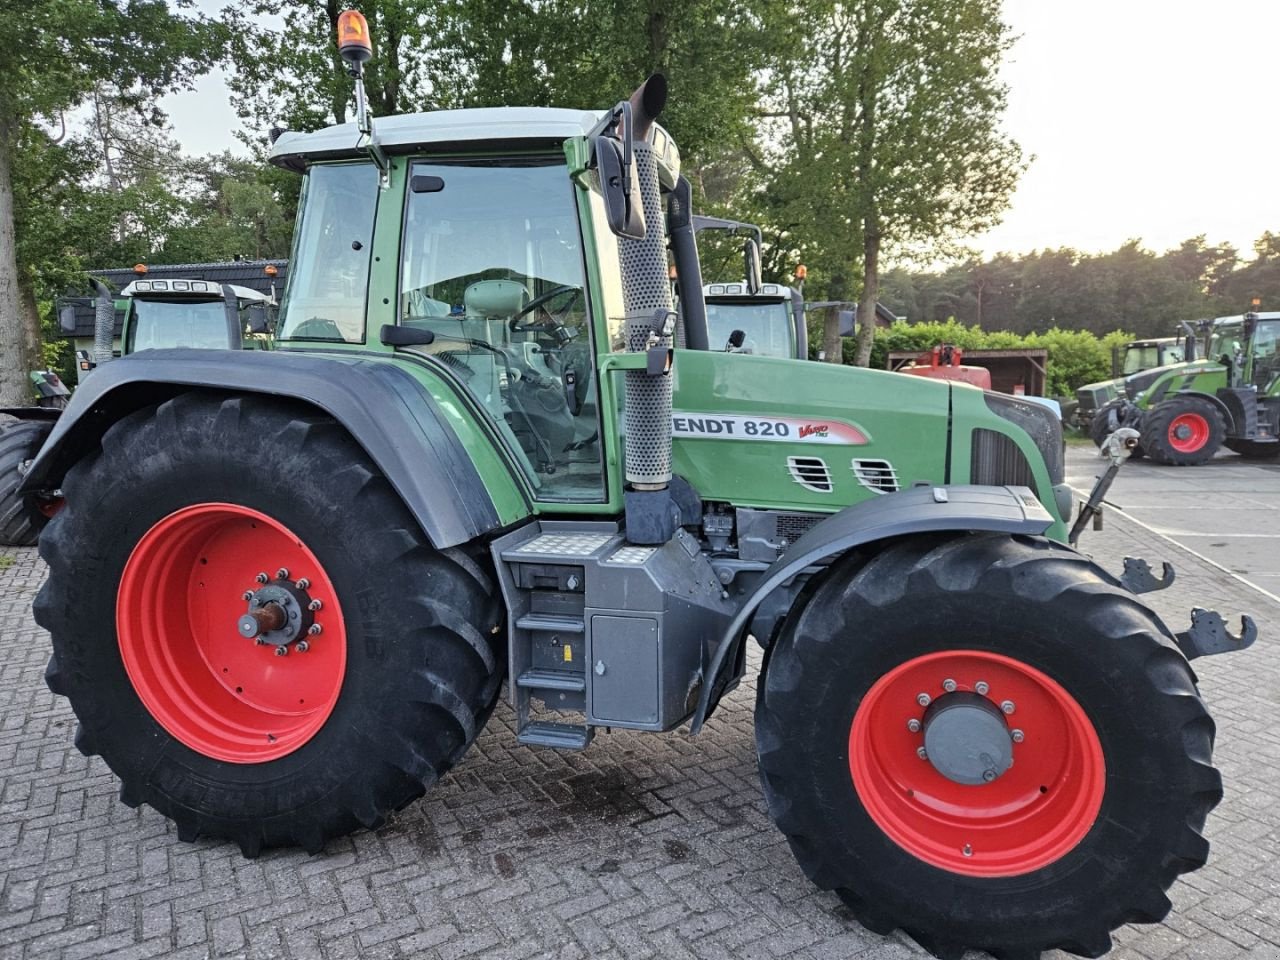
(0, 555), (14, 571)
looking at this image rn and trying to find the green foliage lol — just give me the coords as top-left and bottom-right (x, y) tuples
(867, 321), (1135, 397)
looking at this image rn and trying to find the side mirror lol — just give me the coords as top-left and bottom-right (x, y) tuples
(838, 309), (856, 337)
(744, 239), (762, 295)
(726, 329), (746, 351)
(245, 302), (270, 335)
(594, 135), (645, 240)
(381, 323), (436, 347)
(58, 301), (77, 334)
(1183, 334), (1196, 363)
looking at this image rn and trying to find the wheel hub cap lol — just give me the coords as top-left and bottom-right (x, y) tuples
(922, 693), (1013, 785)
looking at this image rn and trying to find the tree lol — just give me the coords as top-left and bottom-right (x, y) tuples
(756, 0), (1024, 365)
(0, 0), (222, 405)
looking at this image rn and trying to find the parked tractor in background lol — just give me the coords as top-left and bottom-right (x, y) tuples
(22, 16), (1257, 960)
(1096, 311), (1279, 464)
(1077, 335), (1184, 433)
(0, 268), (281, 546)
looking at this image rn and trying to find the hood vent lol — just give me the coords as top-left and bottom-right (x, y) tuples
(852, 459), (899, 494)
(787, 456), (833, 493)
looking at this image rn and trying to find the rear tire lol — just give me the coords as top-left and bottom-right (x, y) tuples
(756, 533), (1220, 960)
(1141, 397), (1224, 465)
(0, 419), (53, 546)
(38, 393), (505, 856)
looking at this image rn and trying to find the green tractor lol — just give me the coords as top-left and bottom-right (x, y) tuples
(0, 274), (277, 546)
(1077, 335), (1184, 434)
(22, 19), (1257, 960)
(1098, 312), (1280, 464)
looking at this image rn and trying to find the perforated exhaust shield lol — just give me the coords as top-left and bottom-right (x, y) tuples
(619, 142), (674, 488)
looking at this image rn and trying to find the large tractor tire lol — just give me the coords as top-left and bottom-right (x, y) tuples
(756, 532), (1220, 960)
(1141, 397), (1225, 466)
(1088, 399), (1144, 458)
(38, 393), (505, 856)
(1223, 438), (1280, 460)
(0, 418), (54, 546)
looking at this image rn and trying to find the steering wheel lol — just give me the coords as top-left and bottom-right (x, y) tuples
(512, 284), (582, 327)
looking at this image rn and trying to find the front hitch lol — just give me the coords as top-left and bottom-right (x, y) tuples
(1176, 609), (1258, 660)
(1069, 427), (1140, 545)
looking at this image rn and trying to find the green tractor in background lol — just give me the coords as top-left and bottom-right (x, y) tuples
(0, 270), (278, 546)
(1097, 311), (1280, 464)
(1077, 335), (1184, 435)
(21, 16), (1258, 960)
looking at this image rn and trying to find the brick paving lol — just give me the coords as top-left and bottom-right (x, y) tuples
(1, 510), (1277, 960)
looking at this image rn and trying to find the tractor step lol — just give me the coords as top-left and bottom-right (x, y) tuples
(515, 614), (585, 634)
(516, 669), (586, 692)
(517, 720), (593, 750)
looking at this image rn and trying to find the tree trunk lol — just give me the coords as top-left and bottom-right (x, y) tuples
(823, 310), (843, 364)
(0, 117), (36, 407)
(854, 229), (880, 367)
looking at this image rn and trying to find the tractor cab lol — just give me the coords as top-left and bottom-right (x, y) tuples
(120, 279), (275, 354)
(702, 281), (803, 358)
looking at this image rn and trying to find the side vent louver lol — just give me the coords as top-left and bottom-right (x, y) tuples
(851, 459), (899, 494)
(787, 456), (833, 493)
(970, 428), (1037, 494)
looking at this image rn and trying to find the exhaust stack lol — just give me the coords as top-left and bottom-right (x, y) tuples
(92, 280), (114, 368)
(617, 75), (681, 543)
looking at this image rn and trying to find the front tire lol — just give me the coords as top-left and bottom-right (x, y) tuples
(0, 419), (54, 546)
(1141, 397), (1225, 465)
(756, 533), (1220, 960)
(1088, 399), (1144, 458)
(38, 393), (504, 856)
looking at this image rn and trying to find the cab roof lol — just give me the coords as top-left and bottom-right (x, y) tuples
(269, 107), (604, 171)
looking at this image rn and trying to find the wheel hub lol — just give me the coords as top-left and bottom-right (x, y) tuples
(238, 579), (315, 650)
(922, 692), (1013, 785)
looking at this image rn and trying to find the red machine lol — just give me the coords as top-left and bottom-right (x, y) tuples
(898, 344), (993, 390)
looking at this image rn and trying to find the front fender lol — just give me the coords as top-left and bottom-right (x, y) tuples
(689, 484), (1055, 733)
(20, 349), (526, 549)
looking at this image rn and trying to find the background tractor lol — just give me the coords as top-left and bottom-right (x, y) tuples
(0, 269), (279, 546)
(1076, 335), (1184, 432)
(1096, 311), (1279, 464)
(22, 18), (1256, 960)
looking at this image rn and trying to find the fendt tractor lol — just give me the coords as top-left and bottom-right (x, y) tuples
(1076, 336), (1184, 433)
(22, 15), (1258, 960)
(1096, 311), (1279, 465)
(0, 268), (278, 546)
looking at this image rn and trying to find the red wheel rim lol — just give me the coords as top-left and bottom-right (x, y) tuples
(848, 650), (1105, 877)
(1168, 413), (1209, 453)
(117, 503), (346, 763)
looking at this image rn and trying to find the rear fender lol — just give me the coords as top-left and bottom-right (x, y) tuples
(19, 349), (521, 549)
(0, 407), (63, 423)
(689, 484), (1055, 733)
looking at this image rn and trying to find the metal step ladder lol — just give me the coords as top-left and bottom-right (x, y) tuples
(494, 522), (622, 750)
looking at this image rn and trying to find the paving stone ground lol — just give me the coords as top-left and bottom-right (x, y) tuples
(1, 510), (1278, 960)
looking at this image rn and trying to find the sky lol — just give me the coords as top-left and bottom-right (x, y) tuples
(160, 0), (1280, 261)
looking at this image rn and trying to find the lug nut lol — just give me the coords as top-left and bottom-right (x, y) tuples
(1011, 729), (1024, 743)
(308, 599), (323, 612)
(916, 693), (931, 707)
(962, 844), (973, 857)
(276, 568), (289, 580)
(295, 578), (310, 590)
(1001, 700), (1016, 715)
(256, 572), (269, 584)
(274, 645), (288, 657)
(916, 746), (928, 760)
(982, 769), (997, 783)
(243, 591), (254, 601)
(255, 637), (266, 646)
(942, 678), (957, 693)
(907, 718), (922, 733)
(296, 640), (309, 653)
(975, 681), (990, 696)
(308, 623), (323, 636)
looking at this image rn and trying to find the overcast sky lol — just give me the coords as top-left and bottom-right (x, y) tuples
(161, 0), (1279, 260)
